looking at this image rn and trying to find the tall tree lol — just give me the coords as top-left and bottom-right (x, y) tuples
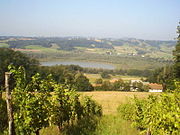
(147, 66), (174, 90)
(74, 72), (94, 91)
(174, 22), (180, 79)
(0, 48), (39, 89)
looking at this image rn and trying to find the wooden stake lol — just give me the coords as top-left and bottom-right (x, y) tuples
(5, 72), (15, 135)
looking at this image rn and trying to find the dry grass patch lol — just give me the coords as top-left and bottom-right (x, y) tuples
(80, 91), (159, 114)
(84, 73), (144, 84)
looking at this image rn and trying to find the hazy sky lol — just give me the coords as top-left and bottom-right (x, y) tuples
(0, 0), (180, 40)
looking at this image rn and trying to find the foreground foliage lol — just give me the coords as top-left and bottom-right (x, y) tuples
(94, 114), (139, 135)
(118, 81), (180, 135)
(0, 66), (102, 135)
(0, 48), (39, 91)
(173, 22), (180, 78)
(0, 99), (8, 134)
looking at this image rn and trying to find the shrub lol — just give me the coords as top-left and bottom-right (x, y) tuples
(118, 81), (180, 135)
(0, 99), (8, 133)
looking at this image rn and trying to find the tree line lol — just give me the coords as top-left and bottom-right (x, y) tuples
(93, 78), (149, 92)
(146, 22), (180, 90)
(0, 48), (94, 94)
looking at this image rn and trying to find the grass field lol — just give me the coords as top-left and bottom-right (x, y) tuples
(20, 45), (172, 70)
(79, 91), (157, 114)
(94, 114), (139, 135)
(0, 43), (9, 48)
(80, 91), (158, 135)
(25, 45), (60, 53)
(84, 73), (143, 84)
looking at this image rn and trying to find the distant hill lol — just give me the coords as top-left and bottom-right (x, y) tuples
(0, 36), (175, 60)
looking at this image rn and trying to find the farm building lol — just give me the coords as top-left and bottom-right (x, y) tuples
(148, 83), (163, 92)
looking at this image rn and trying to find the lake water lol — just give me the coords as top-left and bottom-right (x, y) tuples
(41, 61), (115, 69)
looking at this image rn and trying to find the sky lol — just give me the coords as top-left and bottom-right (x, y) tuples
(0, 0), (180, 40)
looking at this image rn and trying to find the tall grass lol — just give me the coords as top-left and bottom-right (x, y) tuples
(40, 114), (139, 135)
(94, 114), (139, 135)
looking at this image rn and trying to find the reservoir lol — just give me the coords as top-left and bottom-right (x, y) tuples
(41, 61), (115, 70)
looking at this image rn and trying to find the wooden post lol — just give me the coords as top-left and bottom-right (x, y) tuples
(5, 72), (16, 135)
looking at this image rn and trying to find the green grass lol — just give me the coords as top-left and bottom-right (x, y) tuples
(40, 115), (139, 135)
(40, 126), (61, 135)
(80, 91), (156, 114)
(94, 114), (139, 135)
(84, 73), (101, 83)
(0, 43), (9, 48)
(84, 73), (143, 84)
(25, 45), (57, 52)
(25, 45), (70, 54)
(25, 45), (47, 50)
(118, 75), (143, 81)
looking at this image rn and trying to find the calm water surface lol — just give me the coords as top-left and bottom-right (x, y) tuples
(41, 61), (115, 69)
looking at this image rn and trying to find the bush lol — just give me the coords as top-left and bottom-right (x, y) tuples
(118, 82), (180, 135)
(82, 96), (102, 117)
(117, 102), (135, 121)
(0, 99), (8, 133)
(61, 96), (102, 135)
(100, 72), (111, 79)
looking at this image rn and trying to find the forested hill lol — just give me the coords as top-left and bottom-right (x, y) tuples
(0, 36), (176, 60)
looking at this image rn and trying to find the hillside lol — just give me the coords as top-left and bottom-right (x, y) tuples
(0, 36), (175, 59)
(0, 36), (175, 70)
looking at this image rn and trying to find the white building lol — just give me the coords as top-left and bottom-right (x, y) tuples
(149, 83), (163, 92)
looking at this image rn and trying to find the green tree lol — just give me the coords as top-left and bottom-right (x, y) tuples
(0, 99), (8, 133)
(95, 78), (103, 84)
(74, 72), (94, 91)
(147, 66), (175, 90)
(100, 72), (111, 79)
(0, 48), (39, 90)
(100, 81), (112, 91)
(112, 79), (124, 91)
(122, 82), (131, 91)
(132, 82), (149, 92)
(174, 22), (180, 79)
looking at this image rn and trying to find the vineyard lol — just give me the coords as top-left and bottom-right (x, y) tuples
(118, 81), (180, 135)
(0, 65), (180, 135)
(0, 66), (102, 135)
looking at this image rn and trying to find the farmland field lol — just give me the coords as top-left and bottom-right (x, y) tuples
(84, 73), (143, 84)
(79, 91), (158, 114)
(0, 36), (175, 71)
(0, 43), (9, 48)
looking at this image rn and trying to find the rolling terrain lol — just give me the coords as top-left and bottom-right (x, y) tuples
(0, 36), (175, 70)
